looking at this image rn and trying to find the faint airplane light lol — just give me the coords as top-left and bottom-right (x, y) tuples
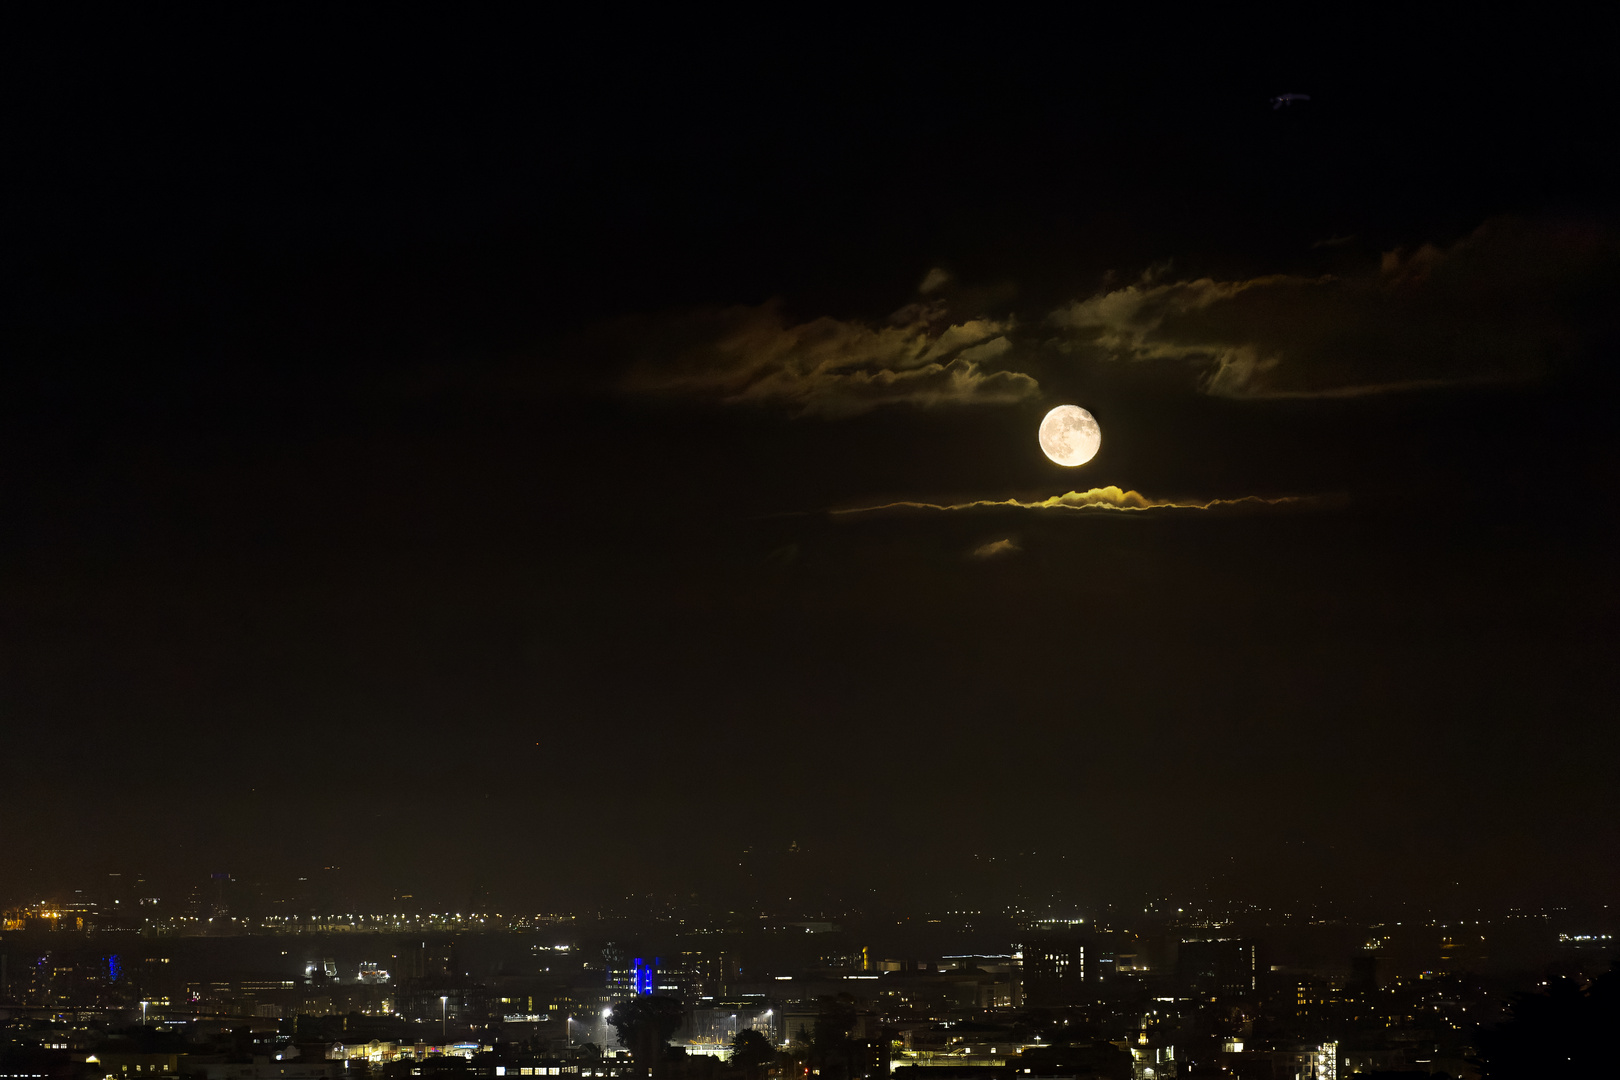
(1270, 93), (1310, 109)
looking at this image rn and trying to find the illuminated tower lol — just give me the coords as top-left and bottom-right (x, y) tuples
(1315, 1042), (1337, 1080)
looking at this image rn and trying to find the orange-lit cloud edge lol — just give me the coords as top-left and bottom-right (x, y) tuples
(832, 485), (1337, 516)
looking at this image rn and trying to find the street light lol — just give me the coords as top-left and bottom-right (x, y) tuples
(441, 996), (449, 1042)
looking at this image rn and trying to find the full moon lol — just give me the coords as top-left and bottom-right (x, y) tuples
(1038, 404), (1101, 466)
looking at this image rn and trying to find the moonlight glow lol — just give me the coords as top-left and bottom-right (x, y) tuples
(1038, 405), (1101, 466)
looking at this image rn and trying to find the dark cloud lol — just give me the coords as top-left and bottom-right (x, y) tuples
(614, 218), (1612, 416)
(1047, 218), (1616, 398)
(619, 299), (1039, 417)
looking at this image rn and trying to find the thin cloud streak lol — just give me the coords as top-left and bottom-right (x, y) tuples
(1240, 375), (1527, 400)
(834, 486), (1321, 516)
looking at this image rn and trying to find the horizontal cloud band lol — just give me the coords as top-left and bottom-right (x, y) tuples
(834, 486), (1320, 515)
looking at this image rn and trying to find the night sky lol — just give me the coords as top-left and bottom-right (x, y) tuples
(3, 11), (1617, 915)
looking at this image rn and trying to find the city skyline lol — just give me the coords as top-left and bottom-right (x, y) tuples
(2, 882), (1613, 1077)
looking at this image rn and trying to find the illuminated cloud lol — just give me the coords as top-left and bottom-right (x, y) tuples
(970, 538), (1020, 558)
(836, 486), (1316, 515)
(1048, 218), (1614, 398)
(621, 299), (1039, 416)
(613, 217), (1606, 412)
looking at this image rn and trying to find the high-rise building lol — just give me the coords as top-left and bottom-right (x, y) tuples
(1021, 935), (1107, 1006)
(392, 940), (458, 982)
(1175, 938), (1259, 997)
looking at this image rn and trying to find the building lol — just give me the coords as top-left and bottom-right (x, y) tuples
(1020, 936), (1111, 1006)
(1175, 939), (1259, 998)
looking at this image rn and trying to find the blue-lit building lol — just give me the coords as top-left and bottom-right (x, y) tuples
(604, 946), (690, 1001)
